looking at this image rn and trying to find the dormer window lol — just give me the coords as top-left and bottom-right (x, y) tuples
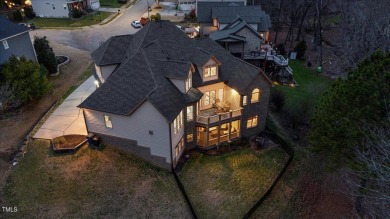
(204, 65), (217, 78)
(203, 65), (218, 82)
(201, 57), (220, 82)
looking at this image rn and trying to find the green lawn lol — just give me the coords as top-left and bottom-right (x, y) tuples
(274, 60), (333, 116)
(31, 12), (112, 28)
(100, 0), (122, 8)
(2, 140), (191, 218)
(178, 147), (289, 219)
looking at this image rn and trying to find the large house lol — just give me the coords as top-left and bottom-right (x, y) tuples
(196, 1), (271, 40)
(78, 21), (272, 170)
(31, 0), (100, 18)
(0, 16), (37, 64)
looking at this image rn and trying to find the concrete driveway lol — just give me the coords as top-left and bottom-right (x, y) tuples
(33, 76), (96, 140)
(30, 0), (192, 52)
(31, 0), (151, 52)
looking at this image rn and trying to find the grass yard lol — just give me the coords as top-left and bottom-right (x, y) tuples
(31, 12), (112, 28)
(100, 0), (122, 8)
(178, 147), (289, 219)
(2, 140), (191, 218)
(274, 60), (333, 116)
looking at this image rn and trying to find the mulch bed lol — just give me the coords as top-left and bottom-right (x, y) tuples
(56, 56), (69, 65)
(52, 135), (86, 152)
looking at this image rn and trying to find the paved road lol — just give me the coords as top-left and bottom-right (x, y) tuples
(30, 0), (149, 52)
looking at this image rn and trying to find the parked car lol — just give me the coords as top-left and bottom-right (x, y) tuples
(131, 20), (142, 28)
(19, 22), (35, 30)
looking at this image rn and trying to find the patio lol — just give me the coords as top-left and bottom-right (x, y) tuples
(33, 76), (96, 140)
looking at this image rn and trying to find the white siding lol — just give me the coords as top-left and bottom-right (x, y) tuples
(170, 78), (185, 93)
(84, 101), (171, 163)
(31, 0), (69, 18)
(89, 0), (100, 9)
(100, 64), (117, 81)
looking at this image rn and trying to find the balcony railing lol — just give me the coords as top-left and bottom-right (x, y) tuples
(243, 51), (289, 65)
(196, 108), (242, 125)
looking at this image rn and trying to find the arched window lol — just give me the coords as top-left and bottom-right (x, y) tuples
(251, 88), (260, 103)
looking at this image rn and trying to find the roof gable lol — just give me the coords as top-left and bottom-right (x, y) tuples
(210, 18), (263, 42)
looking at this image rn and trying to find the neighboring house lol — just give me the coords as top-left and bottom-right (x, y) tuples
(78, 21), (272, 170)
(208, 17), (293, 84)
(209, 17), (264, 58)
(31, 0), (100, 18)
(196, 1), (271, 41)
(0, 16), (37, 64)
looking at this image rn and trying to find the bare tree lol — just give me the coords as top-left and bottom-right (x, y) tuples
(336, 0), (390, 70)
(348, 124), (390, 218)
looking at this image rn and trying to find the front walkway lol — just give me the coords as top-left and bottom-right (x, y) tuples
(33, 76), (96, 140)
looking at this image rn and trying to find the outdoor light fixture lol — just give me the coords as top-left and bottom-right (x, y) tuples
(94, 80), (99, 88)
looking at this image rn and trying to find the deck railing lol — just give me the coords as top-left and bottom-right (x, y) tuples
(196, 108), (242, 125)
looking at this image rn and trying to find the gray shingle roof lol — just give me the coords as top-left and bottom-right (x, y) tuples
(197, 2), (244, 23)
(197, 3), (271, 32)
(0, 16), (29, 40)
(211, 6), (263, 23)
(79, 21), (271, 122)
(91, 35), (132, 66)
(209, 18), (262, 42)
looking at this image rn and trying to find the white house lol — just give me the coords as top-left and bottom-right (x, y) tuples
(31, 0), (100, 18)
(78, 21), (272, 170)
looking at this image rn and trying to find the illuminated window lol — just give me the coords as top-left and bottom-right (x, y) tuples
(187, 131), (193, 142)
(243, 95), (247, 106)
(204, 91), (210, 106)
(175, 138), (184, 157)
(204, 65), (217, 78)
(251, 88), (260, 103)
(247, 116), (258, 128)
(210, 90), (216, 104)
(104, 115), (112, 128)
(173, 110), (183, 134)
(187, 106), (193, 121)
(185, 72), (192, 92)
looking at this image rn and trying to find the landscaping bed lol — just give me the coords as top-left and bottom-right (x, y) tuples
(56, 55), (69, 65)
(178, 147), (289, 218)
(52, 135), (87, 152)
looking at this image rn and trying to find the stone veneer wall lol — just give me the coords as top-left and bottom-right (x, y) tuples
(98, 134), (171, 170)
